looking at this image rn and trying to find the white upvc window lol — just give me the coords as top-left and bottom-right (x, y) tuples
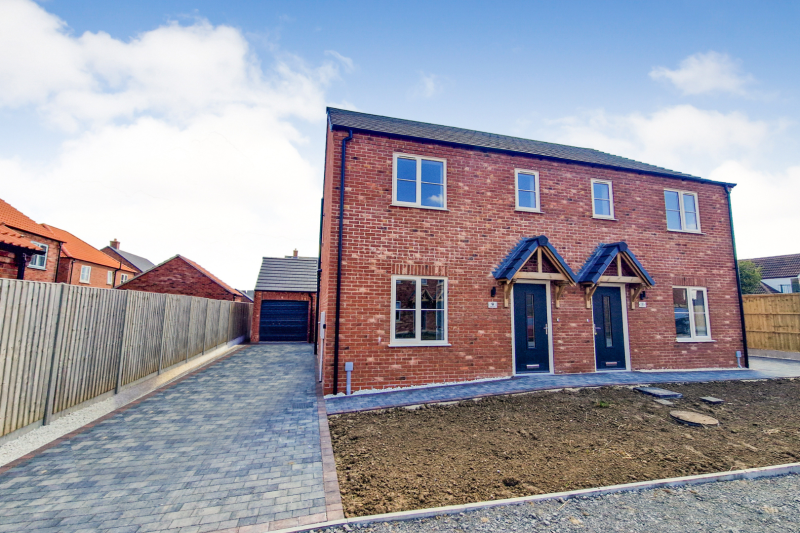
(515, 169), (540, 212)
(673, 286), (712, 341)
(591, 179), (614, 219)
(79, 265), (92, 284)
(107, 271), (113, 285)
(121, 274), (129, 283)
(664, 189), (700, 232)
(29, 242), (48, 269)
(390, 275), (448, 346)
(392, 153), (447, 210)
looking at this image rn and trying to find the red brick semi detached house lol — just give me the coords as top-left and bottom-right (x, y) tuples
(317, 108), (748, 395)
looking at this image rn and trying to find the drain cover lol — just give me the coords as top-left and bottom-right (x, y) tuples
(291, 402), (313, 409)
(670, 410), (719, 427)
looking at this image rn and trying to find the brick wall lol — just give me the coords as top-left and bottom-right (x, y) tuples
(251, 291), (317, 342)
(118, 256), (239, 301)
(319, 129), (745, 394)
(0, 231), (61, 282)
(56, 259), (130, 288)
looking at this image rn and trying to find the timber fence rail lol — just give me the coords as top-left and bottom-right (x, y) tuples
(743, 293), (800, 353)
(0, 279), (252, 439)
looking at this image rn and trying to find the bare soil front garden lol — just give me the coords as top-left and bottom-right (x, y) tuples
(329, 379), (800, 517)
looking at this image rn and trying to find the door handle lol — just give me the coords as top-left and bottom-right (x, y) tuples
(544, 323), (548, 335)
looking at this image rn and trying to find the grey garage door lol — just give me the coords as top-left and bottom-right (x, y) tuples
(259, 300), (309, 342)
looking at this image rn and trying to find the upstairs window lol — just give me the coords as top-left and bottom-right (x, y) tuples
(80, 265), (91, 284)
(515, 170), (540, 212)
(664, 190), (700, 232)
(391, 276), (448, 345)
(107, 271), (113, 285)
(673, 286), (711, 341)
(29, 242), (48, 269)
(121, 274), (129, 283)
(591, 179), (614, 219)
(393, 153), (446, 209)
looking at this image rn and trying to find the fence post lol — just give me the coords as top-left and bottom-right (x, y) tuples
(114, 291), (131, 394)
(42, 284), (68, 426)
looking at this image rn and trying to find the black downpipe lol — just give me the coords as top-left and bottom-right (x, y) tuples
(333, 129), (353, 395)
(314, 197), (323, 355)
(725, 185), (749, 368)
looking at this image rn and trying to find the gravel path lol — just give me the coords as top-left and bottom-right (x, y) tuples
(318, 474), (800, 532)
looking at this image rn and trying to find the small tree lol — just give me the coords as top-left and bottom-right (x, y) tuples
(738, 260), (762, 294)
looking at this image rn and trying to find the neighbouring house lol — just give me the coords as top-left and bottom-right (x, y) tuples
(317, 108), (746, 395)
(117, 255), (244, 301)
(43, 225), (137, 288)
(0, 198), (63, 282)
(743, 253), (800, 294)
(101, 239), (156, 277)
(237, 290), (254, 303)
(252, 251), (317, 342)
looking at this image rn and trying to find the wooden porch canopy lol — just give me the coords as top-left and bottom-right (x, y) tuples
(492, 236), (577, 308)
(576, 242), (656, 309)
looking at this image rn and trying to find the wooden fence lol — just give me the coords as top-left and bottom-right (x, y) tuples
(0, 279), (252, 439)
(743, 293), (800, 353)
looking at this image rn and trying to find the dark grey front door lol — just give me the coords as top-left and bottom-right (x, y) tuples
(513, 283), (549, 373)
(592, 286), (626, 370)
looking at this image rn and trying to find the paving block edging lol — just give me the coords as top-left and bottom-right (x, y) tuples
(260, 462), (800, 533)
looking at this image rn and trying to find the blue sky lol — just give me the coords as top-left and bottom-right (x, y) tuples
(2, 1), (799, 287)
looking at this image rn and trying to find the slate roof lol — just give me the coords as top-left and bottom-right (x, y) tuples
(493, 236), (576, 282)
(103, 246), (156, 273)
(751, 281), (780, 295)
(328, 108), (732, 185)
(742, 253), (800, 279)
(43, 225), (136, 272)
(255, 257), (318, 292)
(576, 242), (656, 286)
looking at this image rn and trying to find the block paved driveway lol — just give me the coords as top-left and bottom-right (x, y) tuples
(0, 343), (325, 532)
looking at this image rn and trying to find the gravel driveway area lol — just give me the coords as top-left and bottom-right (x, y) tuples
(317, 474), (799, 532)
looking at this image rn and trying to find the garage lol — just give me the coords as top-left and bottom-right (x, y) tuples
(258, 300), (310, 342)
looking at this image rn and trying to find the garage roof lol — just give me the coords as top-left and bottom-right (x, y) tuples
(255, 256), (318, 292)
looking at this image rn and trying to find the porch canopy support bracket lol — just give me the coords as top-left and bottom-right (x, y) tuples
(492, 235), (577, 308)
(575, 241), (656, 309)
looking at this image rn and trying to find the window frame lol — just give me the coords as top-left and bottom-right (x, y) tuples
(389, 275), (449, 347)
(29, 241), (48, 270)
(107, 271), (113, 285)
(591, 179), (615, 220)
(664, 189), (701, 233)
(392, 152), (448, 211)
(673, 286), (713, 342)
(79, 265), (92, 284)
(120, 273), (129, 283)
(514, 169), (541, 213)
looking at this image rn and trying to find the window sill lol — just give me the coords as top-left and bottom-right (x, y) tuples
(391, 203), (449, 212)
(667, 229), (704, 235)
(676, 338), (715, 343)
(515, 208), (543, 214)
(592, 216), (617, 221)
(28, 265), (46, 270)
(388, 343), (452, 348)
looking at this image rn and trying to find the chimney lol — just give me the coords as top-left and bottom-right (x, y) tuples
(110, 239), (120, 250)
(293, 249), (298, 258)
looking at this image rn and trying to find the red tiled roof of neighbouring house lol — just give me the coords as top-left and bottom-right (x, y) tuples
(0, 224), (44, 251)
(0, 198), (61, 240)
(118, 255), (242, 297)
(742, 253), (800, 279)
(43, 224), (136, 272)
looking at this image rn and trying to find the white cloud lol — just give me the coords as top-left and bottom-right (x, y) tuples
(650, 51), (754, 96)
(324, 50), (355, 73)
(0, 0), (348, 288)
(545, 105), (771, 177)
(409, 72), (443, 99)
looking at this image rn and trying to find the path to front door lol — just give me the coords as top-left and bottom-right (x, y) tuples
(0, 344), (335, 532)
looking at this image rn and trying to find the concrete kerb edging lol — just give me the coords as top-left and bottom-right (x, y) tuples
(262, 462), (800, 533)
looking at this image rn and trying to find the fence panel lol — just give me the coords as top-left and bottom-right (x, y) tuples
(0, 279), (253, 438)
(743, 293), (800, 352)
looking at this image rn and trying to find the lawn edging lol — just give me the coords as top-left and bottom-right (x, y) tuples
(263, 461), (800, 533)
